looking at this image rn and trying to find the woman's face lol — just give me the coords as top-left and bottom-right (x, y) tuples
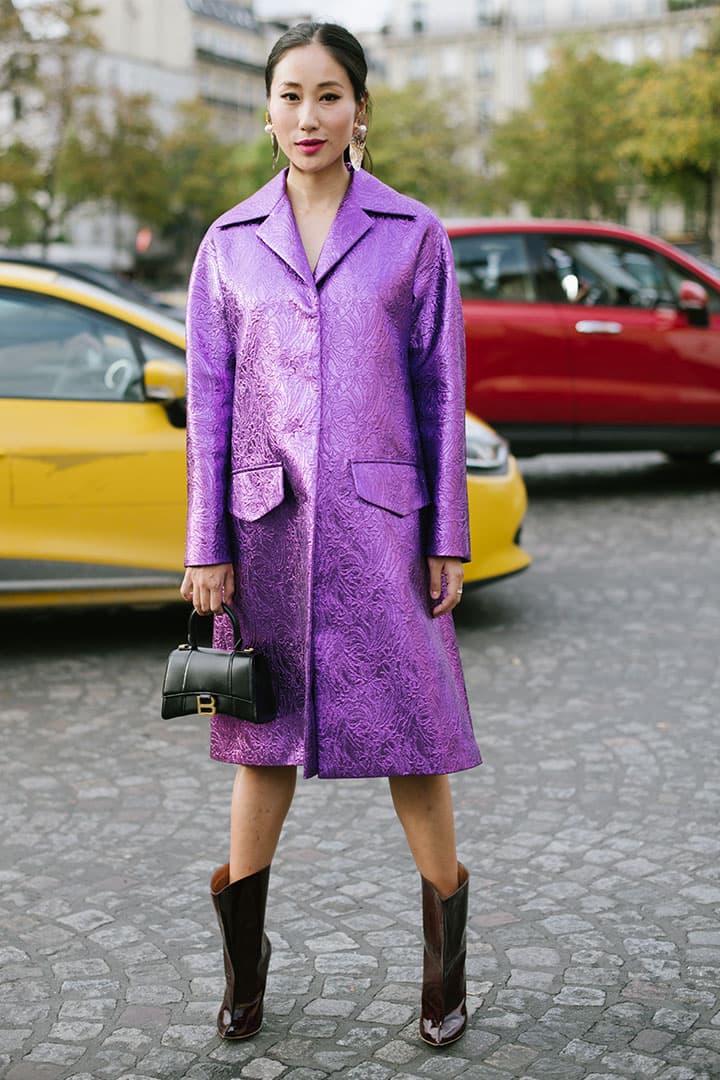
(268, 42), (363, 176)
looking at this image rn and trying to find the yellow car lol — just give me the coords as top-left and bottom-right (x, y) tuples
(0, 261), (530, 609)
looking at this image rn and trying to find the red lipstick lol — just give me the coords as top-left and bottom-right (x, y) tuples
(296, 139), (326, 154)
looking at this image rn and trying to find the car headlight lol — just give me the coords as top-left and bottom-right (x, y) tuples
(465, 415), (509, 472)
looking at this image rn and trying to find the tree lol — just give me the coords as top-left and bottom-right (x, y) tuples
(0, 138), (42, 243)
(623, 26), (720, 257)
(367, 84), (482, 214)
(489, 44), (632, 219)
(59, 89), (169, 247)
(160, 100), (272, 264)
(0, 0), (101, 250)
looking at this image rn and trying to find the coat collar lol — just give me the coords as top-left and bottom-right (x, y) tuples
(215, 168), (417, 286)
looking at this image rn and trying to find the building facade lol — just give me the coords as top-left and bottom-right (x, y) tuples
(1, 0), (275, 265)
(366, 2), (716, 240)
(91, 0), (268, 139)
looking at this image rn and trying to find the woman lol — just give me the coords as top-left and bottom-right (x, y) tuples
(181, 22), (482, 1049)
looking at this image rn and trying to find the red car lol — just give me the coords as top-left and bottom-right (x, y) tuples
(446, 220), (720, 461)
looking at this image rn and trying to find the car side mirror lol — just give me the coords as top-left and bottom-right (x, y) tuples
(144, 358), (186, 403)
(678, 280), (710, 328)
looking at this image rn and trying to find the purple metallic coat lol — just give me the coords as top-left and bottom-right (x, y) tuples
(185, 166), (482, 779)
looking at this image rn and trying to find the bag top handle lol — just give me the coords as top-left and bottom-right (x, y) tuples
(187, 603), (243, 650)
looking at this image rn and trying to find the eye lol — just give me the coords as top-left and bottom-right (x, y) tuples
(280, 92), (299, 101)
(320, 93), (340, 102)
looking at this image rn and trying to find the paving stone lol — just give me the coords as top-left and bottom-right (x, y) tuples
(289, 1019), (338, 1038)
(506, 947), (562, 967)
(560, 1038), (607, 1062)
(240, 1059), (287, 1079)
(523, 1059), (586, 1079)
(3, 457), (720, 1080)
(417, 1058), (472, 1076)
(484, 1042), (541, 1070)
(631, 1028), (676, 1053)
(25, 1041), (88, 1064)
(0, 1027), (32, 1052)
(302, 998), (355, 1018)
(340, 1065), (393, 1080)
(356, 1000), (414, 1025)
(47, 1020), (104, 1041)
(280, 1071), (328, 1080)
(653, 1007), (701, 1032)
(600, 1049), (664, 1076)
(554, 986), (607, 1007)
(373, 1039), (419, 1064)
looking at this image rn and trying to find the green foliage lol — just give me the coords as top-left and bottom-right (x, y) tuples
(160, 100), (258, 261)
(489, 44), (632, 219)
(0, 0), (105, 248)
(622, 31), (720, 253)
(0, 139), (42, 243)
(368, 83), (483, 214)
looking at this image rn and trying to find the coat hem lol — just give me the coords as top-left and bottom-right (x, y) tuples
(209, 749), (483, 778)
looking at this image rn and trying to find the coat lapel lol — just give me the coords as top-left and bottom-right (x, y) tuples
(312, 196), (373, 287)
(312, 169), (418, 285)
(256, 195), (314, 287)
(215, 168), (417, 288)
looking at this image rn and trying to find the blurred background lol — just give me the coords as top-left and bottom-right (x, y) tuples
(2, 0), (720, 296)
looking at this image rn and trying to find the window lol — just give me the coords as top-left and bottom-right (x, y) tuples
(525, 44), (548, 79)
(643, 32), (663, 60)
(544, 237), (673, 308)
(611, 36), (634, 65)
(0, 290), (144, 401)
(408, 50), (428, 80)
(136, 331), (185, 366)
(476, 47), (494, 79)
(450, 233), (536, 301)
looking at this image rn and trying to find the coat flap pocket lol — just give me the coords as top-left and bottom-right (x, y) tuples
(230, 462), (285, 522)
(351, 460), (430, 517)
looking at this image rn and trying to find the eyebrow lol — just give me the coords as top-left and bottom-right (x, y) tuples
(278, 80), (345, 89)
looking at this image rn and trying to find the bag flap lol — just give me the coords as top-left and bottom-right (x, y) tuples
(351, 459), (430, 517)
(230, 462), (285, 522)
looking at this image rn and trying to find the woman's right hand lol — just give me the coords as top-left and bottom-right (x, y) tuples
(180, 563), (235, 615)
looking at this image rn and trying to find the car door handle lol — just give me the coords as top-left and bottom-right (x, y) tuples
(575, 320), (623, 334)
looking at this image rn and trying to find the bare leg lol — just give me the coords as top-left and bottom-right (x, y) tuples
(389, 774), (460, 898)
(229, 764), (297, 882)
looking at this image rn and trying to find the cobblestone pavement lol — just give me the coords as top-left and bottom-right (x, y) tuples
(2, 452), (720, 1080)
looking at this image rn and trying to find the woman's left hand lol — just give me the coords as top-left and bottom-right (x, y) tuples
(427, 556), (464, 617)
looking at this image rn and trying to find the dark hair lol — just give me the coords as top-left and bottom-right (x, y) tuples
(265, 22), (372, 169)
(265, 22), (368, 103)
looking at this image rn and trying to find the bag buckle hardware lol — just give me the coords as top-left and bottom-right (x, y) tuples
(196, 694), (217, 715)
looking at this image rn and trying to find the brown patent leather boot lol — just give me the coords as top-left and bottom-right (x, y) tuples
(419, 862), (469, 1047)
(210, 862), (272, 1039)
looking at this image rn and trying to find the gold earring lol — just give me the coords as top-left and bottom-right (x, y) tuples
(349, 119), (368, 172)
(264, 111), (279, 170)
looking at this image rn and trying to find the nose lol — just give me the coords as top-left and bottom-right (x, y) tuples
(298, 100), (319, 131)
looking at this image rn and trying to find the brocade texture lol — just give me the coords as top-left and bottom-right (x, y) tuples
(185, 167), (482, 779)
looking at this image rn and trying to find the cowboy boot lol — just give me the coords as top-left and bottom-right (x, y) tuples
(210, 862), (272, 1039)
(419, 862), (469, 1047)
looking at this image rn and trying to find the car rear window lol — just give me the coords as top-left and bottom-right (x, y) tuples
(449, 233), (536, 302)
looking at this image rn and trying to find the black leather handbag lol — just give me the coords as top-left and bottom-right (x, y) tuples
(161, 604), (276, 724)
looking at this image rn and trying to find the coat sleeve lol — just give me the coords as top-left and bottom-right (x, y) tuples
(408, 217), (471, 563)
(184, 230), (235, 566)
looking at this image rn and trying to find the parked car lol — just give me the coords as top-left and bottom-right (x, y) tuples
(445, 220), (720, 461)
(0, 261), (530, 610)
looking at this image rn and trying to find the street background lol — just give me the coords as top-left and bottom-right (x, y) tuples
(2, 451), (719, 1080)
